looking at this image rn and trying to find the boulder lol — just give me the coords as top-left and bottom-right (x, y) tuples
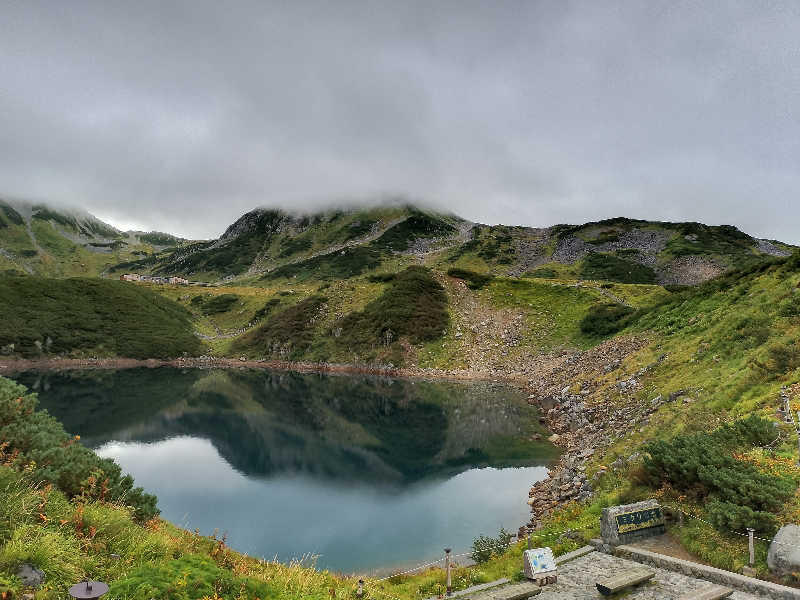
(17, 564), (45, 588)
(768, 524), (800, 577)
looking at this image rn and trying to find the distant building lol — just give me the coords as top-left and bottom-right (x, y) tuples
(120, 273), (189, 285)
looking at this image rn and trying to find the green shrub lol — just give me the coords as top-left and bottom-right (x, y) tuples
(263, 245), (383, 282)
(0, 378), (158, 521)
(642, 417), (794, 533)
(706, 500), (778, 534)
(199, 294), (239, 315)
(579, 252), (657, 284)
(471, 528), (514, 564)
(137, 232), (182, 246)
(253, 298), (282, 321)
(277, 236), (313, 258)
(446, 268), (493, 290)
(664, 284), (691, 293)
(586, 230), (620, 245)
(367, 273), (396, 283)
(524, 267), (558, 279)
(337, 267), (449, 353)
(0, 274), (204, 359)
(725, 316), (771, 350)
(110, 554), (272, 600)
(0, 202), (24, 227)
(764, 339), (800, 374)
(374, 212), (455, 251)
(778, 294), (800, 317)
(579, 303), (636, 337)
(231, 296), (327, 359)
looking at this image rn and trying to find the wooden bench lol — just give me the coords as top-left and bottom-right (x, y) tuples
(677, 584), (733, 600)
(595, 568), (655, 596)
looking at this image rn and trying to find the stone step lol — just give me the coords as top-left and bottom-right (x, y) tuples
(471, 581), (542, 600)
(422, 578), (509, 600)
(595, 567), (655, 596)
(677, 584), (733, 600)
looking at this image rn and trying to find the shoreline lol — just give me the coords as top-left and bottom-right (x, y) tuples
(0, 356), (531, 386)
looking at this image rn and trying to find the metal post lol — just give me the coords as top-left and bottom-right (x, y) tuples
(678, 509), (684, 527)
(747, 528), (755, 567)
(357, 579), (364, 597)
(445, 548), (452, 597)
(527, 533), (532, 549)
(797, 412), (800, 466)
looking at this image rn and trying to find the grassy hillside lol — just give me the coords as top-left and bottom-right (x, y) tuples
(0, 201), (177, 278)
(0, 274), (205, 358)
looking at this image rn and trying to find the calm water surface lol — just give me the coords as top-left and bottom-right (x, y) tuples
(12, 368), (557, 573)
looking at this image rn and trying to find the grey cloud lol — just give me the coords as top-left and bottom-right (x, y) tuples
(1, 0), (798, 241)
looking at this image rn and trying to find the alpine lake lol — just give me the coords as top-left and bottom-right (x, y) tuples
(10, 368), (558, 574)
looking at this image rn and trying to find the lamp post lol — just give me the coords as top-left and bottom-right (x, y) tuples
(68, 580), (109, 600)
(444, 548), (452, 597)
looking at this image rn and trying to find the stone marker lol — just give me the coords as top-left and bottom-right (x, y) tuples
(16, 564), (45, 589)
(767, 524), (800, 577)
(600, 500), (665, 546)
(523, 547), (557, 583)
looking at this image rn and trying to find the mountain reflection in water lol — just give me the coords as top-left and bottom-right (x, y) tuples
(13, 368), (558, 572)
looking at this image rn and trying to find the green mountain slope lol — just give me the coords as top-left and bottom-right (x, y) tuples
(0, 199), (186, 277)
(0, 273), (205, 358)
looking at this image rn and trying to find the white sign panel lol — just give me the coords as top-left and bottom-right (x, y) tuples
(523, 547), (556, 579)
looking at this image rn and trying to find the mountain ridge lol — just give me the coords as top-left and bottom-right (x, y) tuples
(1, 198), (795, 286)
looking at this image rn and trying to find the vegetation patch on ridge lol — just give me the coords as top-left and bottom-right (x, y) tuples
(335, 266), (449, 360)
(579, 252), (657, 284)
(0, 274), (204, 358)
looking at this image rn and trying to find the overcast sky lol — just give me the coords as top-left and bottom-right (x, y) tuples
(2, 1), (798, 241)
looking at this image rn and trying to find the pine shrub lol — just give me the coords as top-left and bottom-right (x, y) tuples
(642, 416), (793, 533)
(0, 377), (158, 521)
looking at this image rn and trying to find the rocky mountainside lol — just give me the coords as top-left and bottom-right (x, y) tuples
(0, 199), (185, 277)
(104, 203), (795, 286)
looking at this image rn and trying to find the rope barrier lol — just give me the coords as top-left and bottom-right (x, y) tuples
(364, 522), (598, 587)
(667, 504), (795, 549)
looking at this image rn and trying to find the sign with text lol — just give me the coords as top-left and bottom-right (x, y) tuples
(601, 500), (666, 545)
(614, 507), (664, 533)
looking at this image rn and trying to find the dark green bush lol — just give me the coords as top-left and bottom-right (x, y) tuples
(374, 212), (455, 251)
(199, 293), (239, 315)
(367, 273), (396, 283)
(0, 202), (24, 227)
(586, 230), (620, 245)
(706, 500), (778, 534)
(579, 252), (657, 284)
(471, 527), (514, 564)
(642, 416), (793, 533)
(110, 554), (272, 600)
(253, 298), (281, 320)
(137, 232), (181, 246)
(524, 267), (558, 279)
(337, 266), (449, 353)
(0, 274), (204, 358)
(764, 339), (800, 374)
(580, 303), (636, 337)
(0, 377), (158, 521)
(277, 236), (313, 257)
(231, 296), (327, 359)
(263, 245), (383, 282)
(446, 268), (493, 290)
(778, 294), (800, 317)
